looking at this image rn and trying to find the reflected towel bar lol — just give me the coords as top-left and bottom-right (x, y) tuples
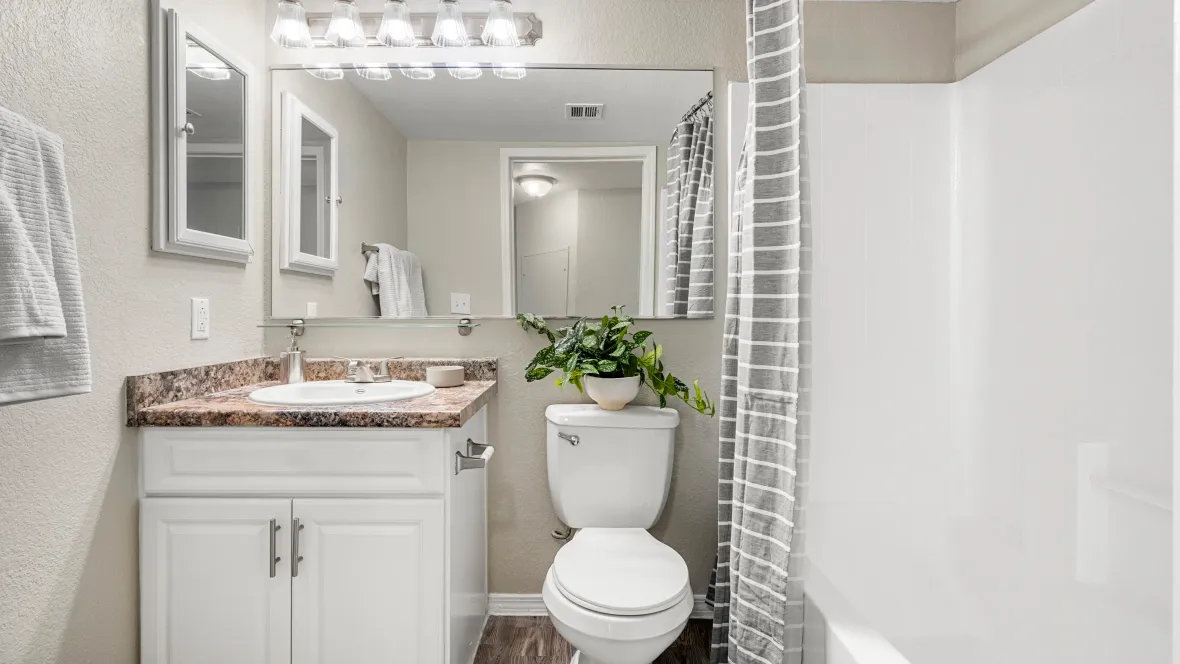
(361, 242), (379, 254)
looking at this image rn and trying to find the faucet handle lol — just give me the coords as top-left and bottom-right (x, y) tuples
(372, 359), (392, 383)
(345, 359), (376, 384)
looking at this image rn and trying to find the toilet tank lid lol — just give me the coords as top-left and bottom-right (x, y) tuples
(545, 404), (680, 429)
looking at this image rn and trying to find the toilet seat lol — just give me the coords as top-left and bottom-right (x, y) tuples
(552, 528), (690, 616)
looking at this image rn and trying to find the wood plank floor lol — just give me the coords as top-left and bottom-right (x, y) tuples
(473, 616), (711, 663)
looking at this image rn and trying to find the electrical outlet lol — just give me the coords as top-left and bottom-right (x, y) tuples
(450, 293), (471, 315)
(190, 298), (210, 340)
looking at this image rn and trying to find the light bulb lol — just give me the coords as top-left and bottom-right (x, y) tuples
(377, 0), (416, 47)
(448, 63), (482, 80)
(431, 0), (469, 47)
(271, 0), (312, 48)
(482, 0), (519, 47)
(325, 0), (366, 48)
(400, 64), (436, 80)
(307, 67), (344, 80)
(517, 175), (556, 198)
(493, 64), (526, 80)
(356, 65), (393, 81)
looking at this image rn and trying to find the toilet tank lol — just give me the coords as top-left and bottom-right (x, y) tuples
(545, 404), (680, 529)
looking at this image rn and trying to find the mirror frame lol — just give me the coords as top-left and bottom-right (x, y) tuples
(150, 1), (255, 263)
(278, 92), (340, 277)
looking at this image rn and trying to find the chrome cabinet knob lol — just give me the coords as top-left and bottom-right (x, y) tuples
(180, 122), (195, 136)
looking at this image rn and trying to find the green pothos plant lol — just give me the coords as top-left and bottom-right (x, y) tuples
(517, 306), (715, 416)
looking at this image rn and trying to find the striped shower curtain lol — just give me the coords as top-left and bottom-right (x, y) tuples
(663, 94), (715, 318)
(711, 1), (810, 663)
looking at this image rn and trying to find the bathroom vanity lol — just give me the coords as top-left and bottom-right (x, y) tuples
(127, 358), (497, 664)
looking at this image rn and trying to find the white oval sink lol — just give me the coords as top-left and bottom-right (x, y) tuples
(248, 380), (436, 407)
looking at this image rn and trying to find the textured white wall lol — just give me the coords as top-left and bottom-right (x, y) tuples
(270, 70), (409, 318)
(0, 1), (267, 662)
(515, 191), (581, 315)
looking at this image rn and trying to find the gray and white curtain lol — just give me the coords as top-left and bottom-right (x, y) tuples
(664, 94), (715, 318)
(711, 1), (810, 663)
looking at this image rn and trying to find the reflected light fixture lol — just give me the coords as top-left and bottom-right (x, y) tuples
(431, 0), (469, 47)
(187, 43), (232, 80)
(448, 63), (483, 80)
(482, 0), (520, 47)
(377, 0), (416, 47)
(356, 65), (394, 81)
(307, 67), (344, 80)
(325, 0), (367, 47)
(516, 175), (557, 198)
(400, 64), (436, 80)
(190, 67), (232, 81)
(271, 0), (312, 48)
(493, 63), (526, 80)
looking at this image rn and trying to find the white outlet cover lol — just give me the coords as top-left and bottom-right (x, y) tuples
(450, 293), (471, 315)
(307, 302), (318, 317)
(190, 297), (210, 340)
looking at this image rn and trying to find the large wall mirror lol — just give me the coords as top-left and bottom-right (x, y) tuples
(269, 65), (714, 320)
(151, 2), (254, 263)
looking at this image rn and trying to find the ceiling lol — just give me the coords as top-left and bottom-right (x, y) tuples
(512, 161), (643, 200)
(340, 67), (711, 143)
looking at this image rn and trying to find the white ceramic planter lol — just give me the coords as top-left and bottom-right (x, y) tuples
(584, 375), (641, 411)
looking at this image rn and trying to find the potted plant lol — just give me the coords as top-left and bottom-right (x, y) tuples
(517, 307), (715, 415)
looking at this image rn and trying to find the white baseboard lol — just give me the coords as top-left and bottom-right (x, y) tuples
(489, 593), (713, 620)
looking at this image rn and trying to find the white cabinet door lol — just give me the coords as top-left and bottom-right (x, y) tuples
(291, 499), (445, 664)
(141, 498), (292, 664)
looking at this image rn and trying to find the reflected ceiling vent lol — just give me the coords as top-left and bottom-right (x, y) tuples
(566, 103), (604, 120)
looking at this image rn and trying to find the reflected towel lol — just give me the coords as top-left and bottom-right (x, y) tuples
(363, 243), (428, 318)
(0, 108), (91, 404)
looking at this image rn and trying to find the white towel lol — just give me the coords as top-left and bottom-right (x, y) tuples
(0, 108), (66, 344)
(363, 243), (428, 318)
(0, 109), (91, 405)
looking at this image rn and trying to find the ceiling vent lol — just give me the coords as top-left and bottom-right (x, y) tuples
(566, 103), (605, 121)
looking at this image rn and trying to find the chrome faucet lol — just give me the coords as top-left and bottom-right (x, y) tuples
(344, 358), (392, 384)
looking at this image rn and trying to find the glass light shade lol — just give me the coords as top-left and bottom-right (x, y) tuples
(356, 65), (394, 81)
(517, 175), (556, 198)
(400, 64), (436, 80)
(482, 0), (519, 47)
(325, 0), (366, 47)
(307, 67), (344, 80)
(493, 64), (526, 80)
(271, 0), (312, 48)
(377, 0), (416, 47)
(190, 67), (232, 81)
(448, 63), (482, 80)
(431, 0), (469, 47)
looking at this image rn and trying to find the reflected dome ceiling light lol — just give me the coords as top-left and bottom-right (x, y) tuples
(190, 67), (232, 81)
(431, 0), (469, 47)
(493, 64), (526, 80)
(186, 43), (233, 80)
(516, 175), (557, 198)
(307, 67), (344, 80)
(356, 65), (394, 81)
(482, 0), (520, 47)
(377, 0), (416, 47)
(271, 0), (312, 48)
(448, 63), (483, 80)
(400, 64), (436, 80)
(325, 0), (367, 47)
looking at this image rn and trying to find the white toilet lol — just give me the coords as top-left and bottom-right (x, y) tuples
(542, 404), (692, 664)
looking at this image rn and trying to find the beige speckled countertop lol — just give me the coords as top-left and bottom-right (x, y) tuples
(126, 358), (497, 428)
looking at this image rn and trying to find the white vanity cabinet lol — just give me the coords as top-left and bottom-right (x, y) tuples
(138, 408), (489, 664)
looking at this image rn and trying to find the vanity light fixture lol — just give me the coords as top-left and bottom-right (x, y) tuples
(493, 63), (527, 80)
(376, 0), (416, 47)
(482, 0), (520, 46)
(448, 63), (483, 80)
(400, 64), (437, 80)
(431, 0), (469, 47)
(271, 0), (313, 48)
(307, 67), (345, 80)
(517, 175), (557, 198)
(325, 0), (367, 47)
(356, 65), (394, 81)
(186, 43), (232, 80)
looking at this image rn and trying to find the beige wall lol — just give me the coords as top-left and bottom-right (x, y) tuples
(956, 0), (1096, 78)
(270, 72), (408, 318)
(575, 189), (644, 315)
(515, 191), (581, 316)
(0, 1), (267, 661)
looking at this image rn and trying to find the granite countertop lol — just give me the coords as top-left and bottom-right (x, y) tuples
(126, 358), (497, 428)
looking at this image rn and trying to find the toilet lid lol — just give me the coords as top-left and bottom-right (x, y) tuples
(552, 528), (690, 616)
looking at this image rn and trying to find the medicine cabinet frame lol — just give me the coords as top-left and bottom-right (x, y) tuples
(277, 92), (341, 277)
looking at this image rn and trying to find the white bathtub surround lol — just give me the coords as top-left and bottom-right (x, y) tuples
(0, 108), (91, 405)
(711, 1), (810, 662)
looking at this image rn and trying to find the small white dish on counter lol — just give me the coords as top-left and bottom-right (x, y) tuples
(248, 380), (435, 407)
(426, 366), (465, 388)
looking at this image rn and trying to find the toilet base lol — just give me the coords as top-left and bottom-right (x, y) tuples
(570, 650), (651, 664)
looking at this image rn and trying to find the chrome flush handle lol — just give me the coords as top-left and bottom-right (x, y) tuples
(558, 432), (580, 446)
